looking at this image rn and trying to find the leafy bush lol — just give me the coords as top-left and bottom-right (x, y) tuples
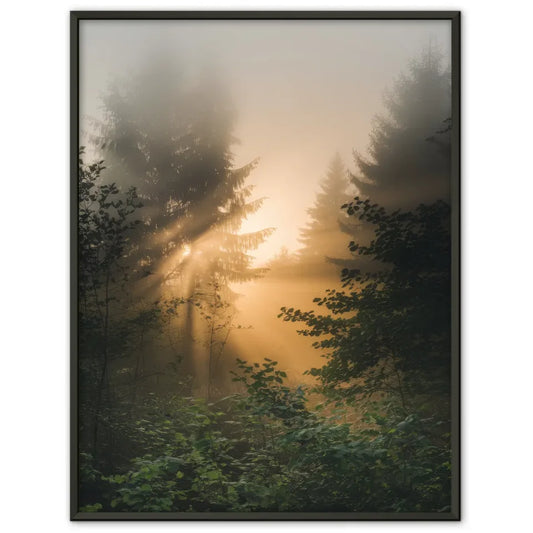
(80, 359), (450, 513)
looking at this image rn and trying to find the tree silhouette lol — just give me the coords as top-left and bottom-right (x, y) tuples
(90, 58), (273, 386)
(297, 154), (354, 275)
(352, 46), (451, 209)
(281, 197), (451, 413)
(78, 148), (143, 451)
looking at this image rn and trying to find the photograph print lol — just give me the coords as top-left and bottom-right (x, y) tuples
(72, 11), (460, 520)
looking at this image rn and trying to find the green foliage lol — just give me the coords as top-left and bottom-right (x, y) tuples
(78, 148), (147, 453)
(80, 359), (450, 513)
(78, 147), (142, 308)
(231, 358), (306, 424)
(281, 197), (451, 406)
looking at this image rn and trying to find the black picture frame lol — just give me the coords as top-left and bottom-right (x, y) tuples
(71, 10), (461, 521)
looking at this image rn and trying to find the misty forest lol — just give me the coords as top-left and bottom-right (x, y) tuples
(77, 21), (453, 514)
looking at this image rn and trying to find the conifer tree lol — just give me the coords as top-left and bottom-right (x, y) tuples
(297, 154), (354, 274)
(89, 58), (273, 386)
(352, 46), (451, 208)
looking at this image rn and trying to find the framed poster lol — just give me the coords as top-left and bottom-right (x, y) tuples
(71, 11), (460, 520)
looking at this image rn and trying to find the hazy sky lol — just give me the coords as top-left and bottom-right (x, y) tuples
(80, 19), (451, 264)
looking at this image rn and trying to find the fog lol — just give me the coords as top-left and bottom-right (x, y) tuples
(80, 19), (450, 264)
(78, 19), (451, 386)
(77, 19), (454, 512)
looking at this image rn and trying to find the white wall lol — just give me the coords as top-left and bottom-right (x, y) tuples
(2, 1), (532, 531)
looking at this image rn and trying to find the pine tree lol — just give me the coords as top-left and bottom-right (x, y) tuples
(297, 154), (354, 274)
(88, 58), (274, 388)
(352, 46), (451, 209)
